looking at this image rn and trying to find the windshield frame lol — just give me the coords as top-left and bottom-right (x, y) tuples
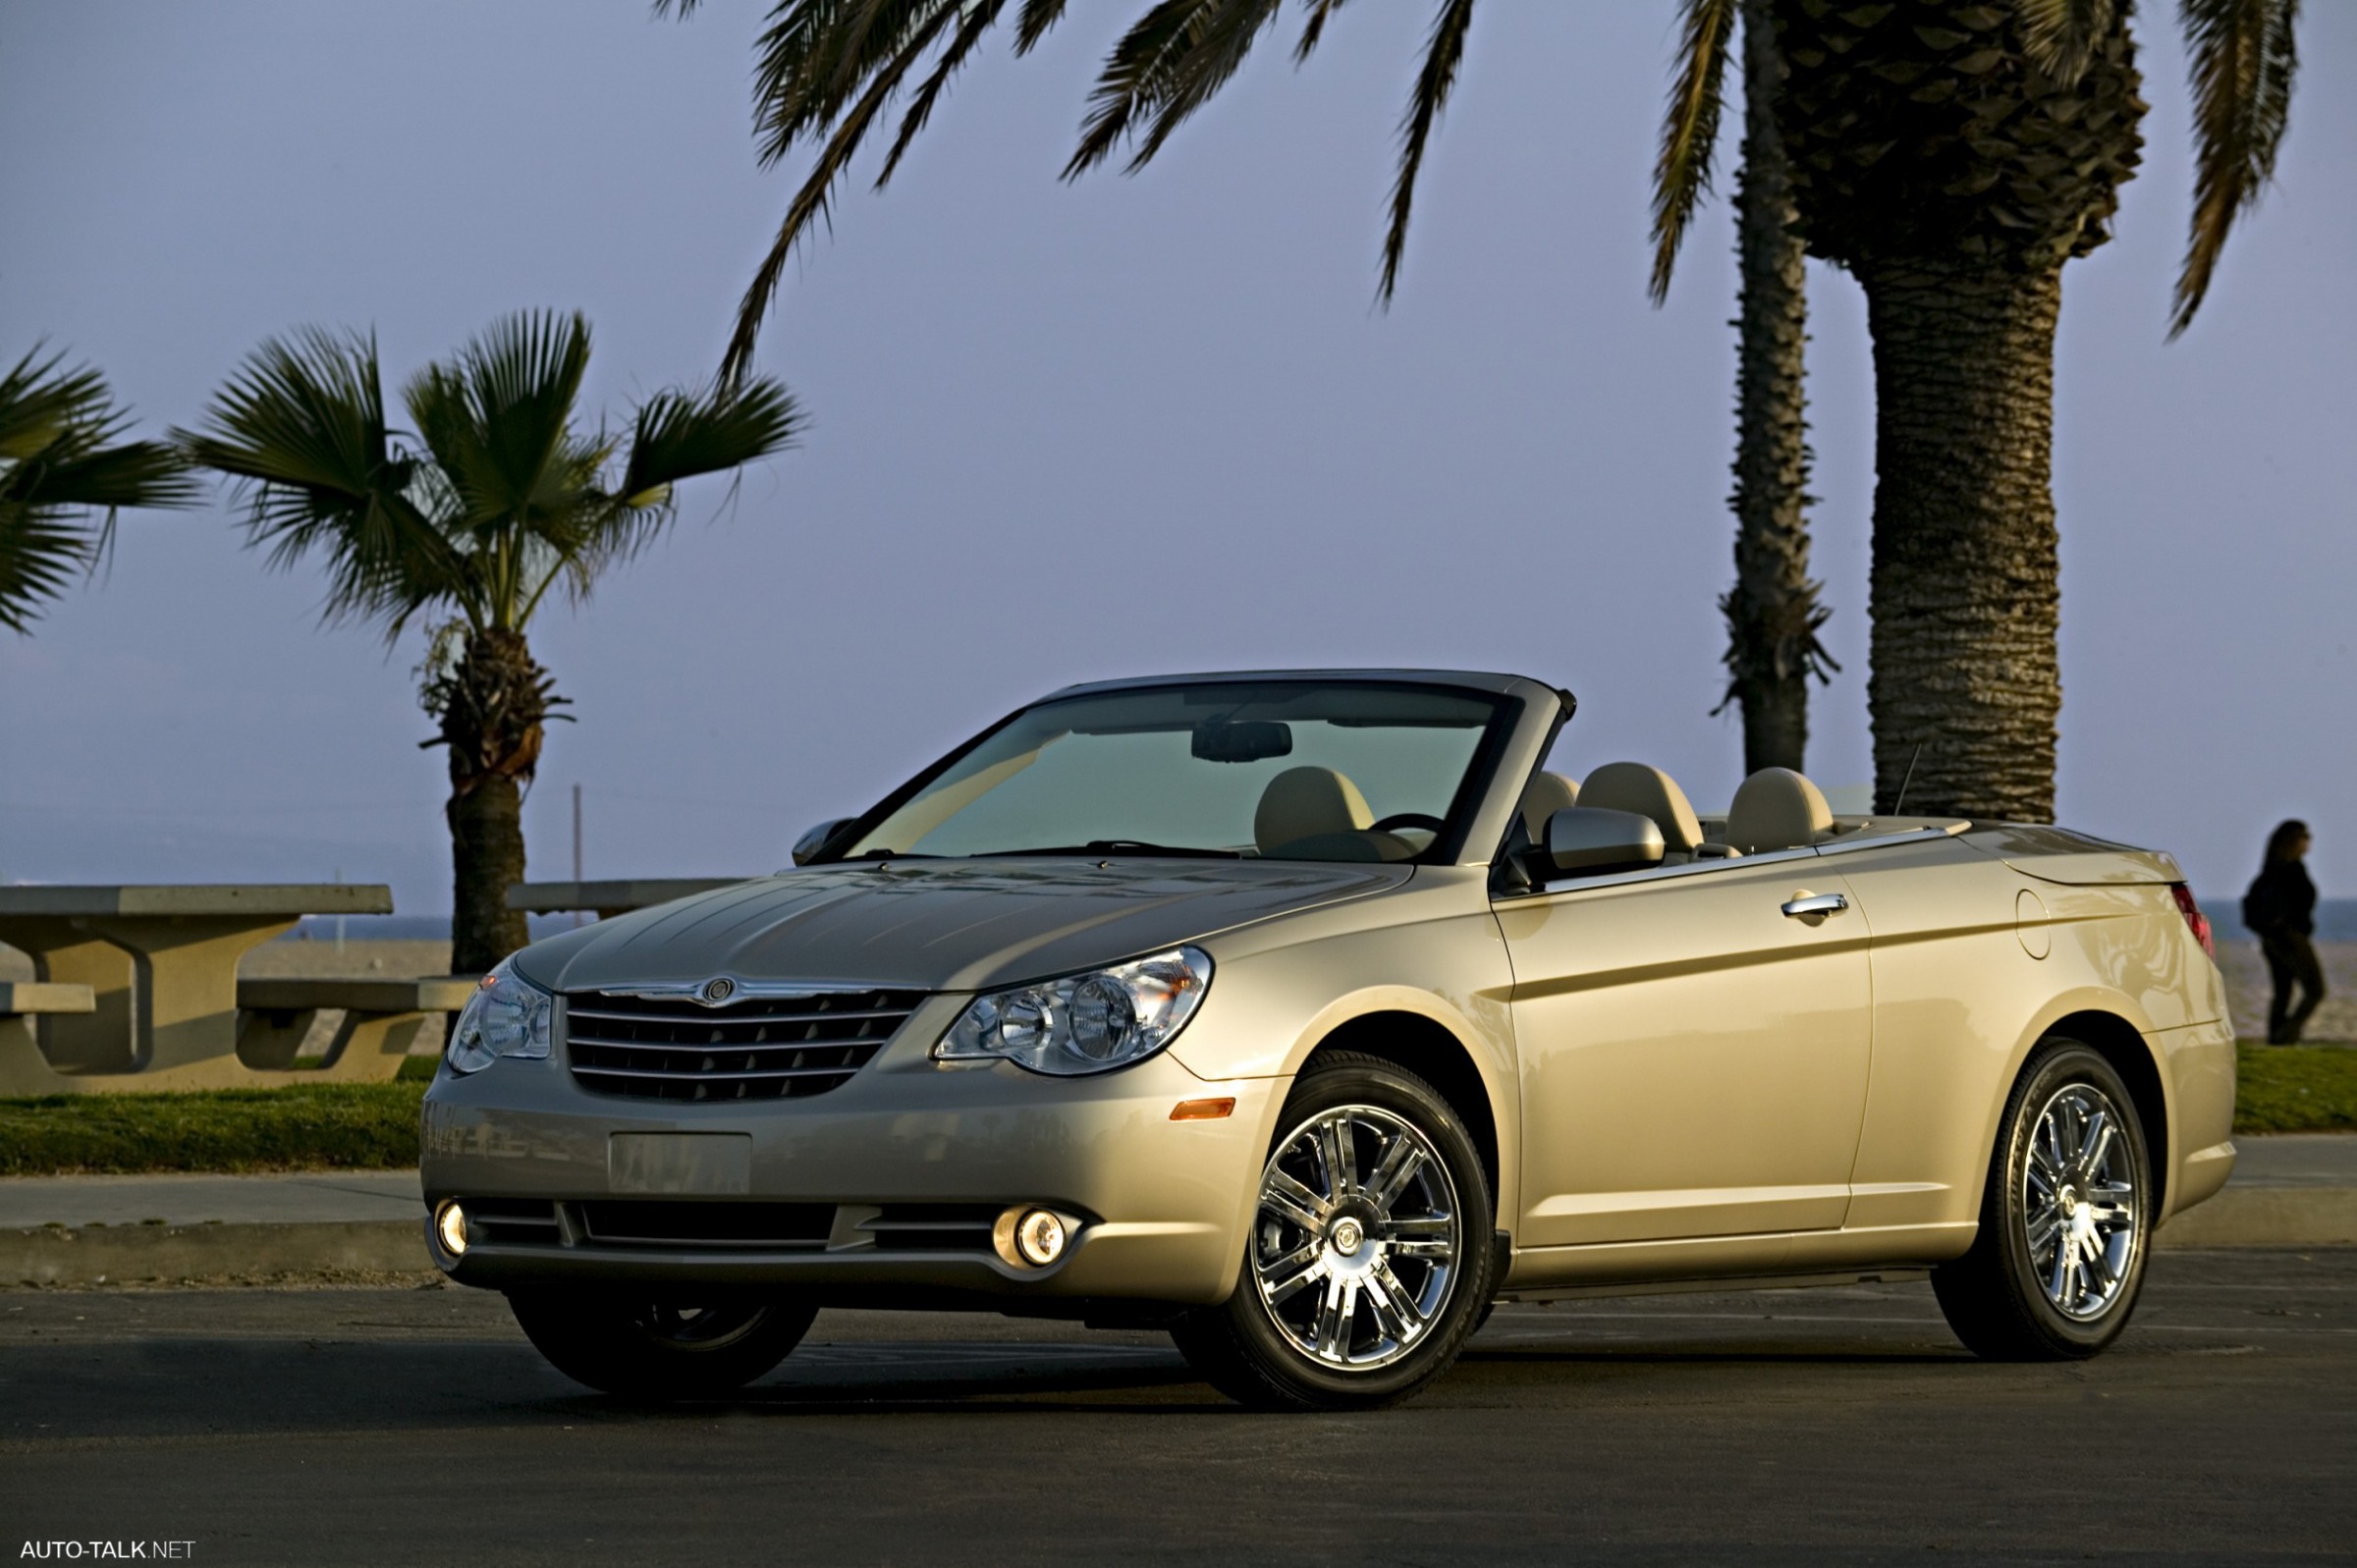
(807, 676), (1533, 868)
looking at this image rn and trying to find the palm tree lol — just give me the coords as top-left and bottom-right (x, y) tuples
(180, 311), (801, 971)
(667, 0), (1837, 771)
(684, 1), (2300, 820)
(1655, 0), (1836, 773)
(1, 348), (195, 634)
(1743, 0), (2297, 818)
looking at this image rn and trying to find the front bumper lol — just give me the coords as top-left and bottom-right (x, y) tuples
(420, 996), (1278, 1306)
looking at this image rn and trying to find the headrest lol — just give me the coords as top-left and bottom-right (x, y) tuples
(1254, 766), (1373, 854)
(1577, 762), (1704, 853)
(1519, 771), (1580, 841)
(1726, 767), (1834, 854)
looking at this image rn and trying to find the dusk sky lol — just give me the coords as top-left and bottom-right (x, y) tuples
(3, 1), (2350, 913)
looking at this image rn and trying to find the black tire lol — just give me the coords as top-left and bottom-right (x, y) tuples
(507, 1288), (817, 1398)
(1932, 1040), (2154, 1361)
(1171, 1052), (1496, 1411)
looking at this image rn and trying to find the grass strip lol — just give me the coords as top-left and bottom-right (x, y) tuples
(2233, 1042), (2357, 1134)
(0, 1079), (427, 1176)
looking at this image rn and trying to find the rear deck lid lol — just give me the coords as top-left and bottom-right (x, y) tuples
(1968, 824), (2187, 886)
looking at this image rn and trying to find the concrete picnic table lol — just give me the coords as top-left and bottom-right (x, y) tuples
(0, 883), (471, 1096)
(506, 878), (750, 921)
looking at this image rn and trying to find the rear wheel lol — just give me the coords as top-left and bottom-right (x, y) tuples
(1171, 1053), (1495, 1411)
(507, 1289), (816, 1398)
(1933, 1041), (2152, 1360)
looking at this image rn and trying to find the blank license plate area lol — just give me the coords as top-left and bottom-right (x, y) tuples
(607, 1132), (753, 1195)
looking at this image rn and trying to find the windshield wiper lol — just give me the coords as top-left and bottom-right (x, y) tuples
(973, 840), (1243, 860)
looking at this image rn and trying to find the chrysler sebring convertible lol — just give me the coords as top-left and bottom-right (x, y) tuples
(421, 670), (2235, 1409)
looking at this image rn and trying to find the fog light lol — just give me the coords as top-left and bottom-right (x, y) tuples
(434, 1200), (468, 1258)
(1014, 1209), (1067, 1266)
(993, 1205), (1070, 1268)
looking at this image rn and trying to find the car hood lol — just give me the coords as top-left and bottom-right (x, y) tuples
(511, 857), (1412, 996)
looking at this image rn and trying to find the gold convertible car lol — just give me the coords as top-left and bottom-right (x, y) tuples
(421, 670), (2235, 1409)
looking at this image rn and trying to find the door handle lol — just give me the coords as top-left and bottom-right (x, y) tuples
(1781, 892), (1849, 920)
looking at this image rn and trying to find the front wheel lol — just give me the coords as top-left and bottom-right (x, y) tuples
(1933, 1041), (2153, 1360)
(1172, 1053), (1496, 1410)
(507, 1289), (817, 1398)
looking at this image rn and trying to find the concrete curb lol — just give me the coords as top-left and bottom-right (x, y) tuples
(3, 1219), (427, 1286)
(2, 1189), (2351, 1287)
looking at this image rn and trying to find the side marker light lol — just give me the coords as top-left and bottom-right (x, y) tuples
(1170, 1098), (1235, 1121)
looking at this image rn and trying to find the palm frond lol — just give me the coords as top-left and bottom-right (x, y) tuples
(2019, 0), (2117, 85)
(751, 1), (944, 166)
(408, 310), (596, 531)
(621, 376), (803, 500)
(1292, 0), (1352, 63)
(0, 347), (195, 631)
(1378, 0), (1477, 304)
(1648, 0), (1738, 304)
(2172, 0), (2299, 337)
(878, 0), (1013, 187)
(1013, 0), (1071, 54)
(719, 2), (969, 385)
(1065, 0), (1285, 180)
(0, 347), (114, 463)
(178, 327), (468, 634)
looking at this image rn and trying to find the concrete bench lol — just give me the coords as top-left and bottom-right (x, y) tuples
(0, 983), (98, 1017)
(1, 984), (98, 1098)
(236, 976), (480, 1081)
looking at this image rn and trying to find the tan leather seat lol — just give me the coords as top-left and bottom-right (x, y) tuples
(1254, 766), (1374, 854)
(1518, 771), (1580, 841)
(1725, 766), (1834, 854)
(1577, 762), (1705, 856)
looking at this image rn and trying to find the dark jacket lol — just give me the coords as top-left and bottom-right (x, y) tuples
(2244, 861), (2318, 939)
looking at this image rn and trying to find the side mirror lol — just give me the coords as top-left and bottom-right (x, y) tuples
(1531, 806), (1666, 879)
(791, 817), (857, 866)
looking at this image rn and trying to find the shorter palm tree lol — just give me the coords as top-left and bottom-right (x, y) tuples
(180, 310), (800, 971)
(1, 348), (195, 634)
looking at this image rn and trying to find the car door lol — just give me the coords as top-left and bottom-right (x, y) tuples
(1495, 855), (1873, 1249)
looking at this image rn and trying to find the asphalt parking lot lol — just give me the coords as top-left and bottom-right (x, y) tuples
(3, 1249), (2350, 1567)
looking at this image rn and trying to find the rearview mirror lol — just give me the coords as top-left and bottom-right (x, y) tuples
(1532, 806), (1666, 879)
(791, 817), (857, 866)
(1191, 719), (1293, 764)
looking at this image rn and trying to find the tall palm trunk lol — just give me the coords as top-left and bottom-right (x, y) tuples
(449, 774), (528, 975)
(1768, 1), (2144, 824)
(1861, 263), (2062, 821)
(1721, 0), (1828, 774)
(429, 626), (557, 973)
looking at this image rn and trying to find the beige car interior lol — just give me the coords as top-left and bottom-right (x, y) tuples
(1578, 762), (1709, 858)
(1529, 760), (1847, 867)
(1253, 766), (1413, 861)
(1724, 766), (1836, 854)
(1255, 760), (1849, 867)
(1517, 770), (1579, 840)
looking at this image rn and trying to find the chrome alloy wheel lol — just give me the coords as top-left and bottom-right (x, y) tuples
(2020, 1083), (2141, 1321)
(1251, 1104), (1461, 1371)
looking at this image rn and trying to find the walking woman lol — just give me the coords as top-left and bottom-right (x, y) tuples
(2244, 820), (2327, 1045)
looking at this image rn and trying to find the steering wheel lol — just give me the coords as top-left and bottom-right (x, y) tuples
(1367, 812), (1448, 836)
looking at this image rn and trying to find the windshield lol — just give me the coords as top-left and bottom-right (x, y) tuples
(843, 681), (1511, 863)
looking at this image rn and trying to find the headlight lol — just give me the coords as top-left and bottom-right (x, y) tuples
(444, 959), (554, 1075)
(938, 946), (1212, 1076)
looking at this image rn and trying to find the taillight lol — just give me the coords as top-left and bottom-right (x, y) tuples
(2170, 884), (2215, 957)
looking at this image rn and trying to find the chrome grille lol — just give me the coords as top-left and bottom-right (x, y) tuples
(564, 987), (923, 1102)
